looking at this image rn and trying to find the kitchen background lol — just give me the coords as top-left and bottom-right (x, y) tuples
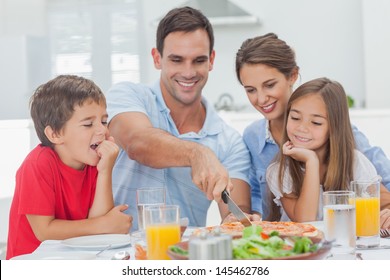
(1, 0), (390, 247)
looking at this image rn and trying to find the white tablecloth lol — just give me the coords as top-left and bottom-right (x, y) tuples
(11, 225), (390, 260)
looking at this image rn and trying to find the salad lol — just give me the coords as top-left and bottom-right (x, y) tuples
(232, 225), (317, 259)
(169, 225), (319, 259)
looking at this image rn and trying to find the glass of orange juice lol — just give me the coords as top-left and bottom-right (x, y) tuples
(145, 205), (180, 260)
(351, 177), (381, 248)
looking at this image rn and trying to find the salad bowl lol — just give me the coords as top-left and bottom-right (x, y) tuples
(167, 232), (332, 260)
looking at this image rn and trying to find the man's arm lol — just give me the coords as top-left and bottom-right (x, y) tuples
(109, 112), (232, 201)
(353, 125), (390, 191)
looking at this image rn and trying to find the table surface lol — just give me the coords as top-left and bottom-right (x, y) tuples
(11, 224), (390, 260)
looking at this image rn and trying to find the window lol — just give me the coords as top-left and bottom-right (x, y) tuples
(48, 0), (140, 91)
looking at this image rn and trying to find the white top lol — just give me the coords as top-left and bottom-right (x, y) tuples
(266, 150), (377, 221)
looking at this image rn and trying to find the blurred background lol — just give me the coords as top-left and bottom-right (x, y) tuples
(1, 0), (390, 120)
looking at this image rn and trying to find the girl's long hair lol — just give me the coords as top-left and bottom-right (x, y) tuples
(268, 77), (355, 220)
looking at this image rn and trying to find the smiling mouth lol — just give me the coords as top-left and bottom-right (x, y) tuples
(177, 80), (196, 88)
(261, 102), (276, 113)
(294, 135), (311, 142)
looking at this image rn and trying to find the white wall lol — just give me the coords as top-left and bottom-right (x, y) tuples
(362, 0), (390, 108)
(138, 0), (374, 110)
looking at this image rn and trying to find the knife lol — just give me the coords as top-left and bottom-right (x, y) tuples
(222, 190), (252, 227)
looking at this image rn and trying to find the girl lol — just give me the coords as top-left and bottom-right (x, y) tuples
(266, 77), (379, 222)
(235, 33), (390, 225)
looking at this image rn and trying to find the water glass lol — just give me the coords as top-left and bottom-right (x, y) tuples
(323, 191), (356, 256)
(145, 205), (180, 260)
(351, 178), (380, 248)
(136, 187), (166, 231)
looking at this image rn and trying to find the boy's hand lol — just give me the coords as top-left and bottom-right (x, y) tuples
(105, 204), (133, 234)
(96, 136), (119, 172)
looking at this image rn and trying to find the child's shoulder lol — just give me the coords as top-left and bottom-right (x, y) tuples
(23, 144), (58, 164)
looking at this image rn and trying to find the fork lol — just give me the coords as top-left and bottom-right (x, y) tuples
(380, 228), (390, 238)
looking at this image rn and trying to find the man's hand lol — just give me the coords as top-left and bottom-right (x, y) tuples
(190, 145), (233, 202)
(221, 212), (262, 224)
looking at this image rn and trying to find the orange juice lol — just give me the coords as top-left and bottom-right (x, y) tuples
(355, 197), (380, 236)
(146, 224), (180, 260)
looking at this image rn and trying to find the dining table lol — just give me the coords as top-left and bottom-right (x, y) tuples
(10, 222), (390, 260)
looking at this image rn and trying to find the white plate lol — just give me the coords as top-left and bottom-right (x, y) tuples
(11, 251), (96, 260)
(61, 234), (131, 250)
(303, 221), (324, 232)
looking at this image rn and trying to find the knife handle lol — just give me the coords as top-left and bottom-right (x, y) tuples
(221, 190), (229, 204)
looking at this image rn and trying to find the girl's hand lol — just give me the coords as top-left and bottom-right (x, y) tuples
(95, 136), (119, 173)
(380, 208), (390, 229)
(282, 141), (318, 163)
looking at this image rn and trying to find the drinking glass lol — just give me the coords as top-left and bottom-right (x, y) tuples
(351, 178), (380, 248)
(136, 187), (166, 231)
(323, 191), (356, 256)
(145, 205), (180, 260)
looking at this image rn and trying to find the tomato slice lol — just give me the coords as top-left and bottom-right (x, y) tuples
(261, 232), (270, 240)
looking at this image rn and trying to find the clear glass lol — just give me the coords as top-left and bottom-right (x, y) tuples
(351, 178), (381, 248)
(136, 187), (166, 231)
(323, 191), (356, 256)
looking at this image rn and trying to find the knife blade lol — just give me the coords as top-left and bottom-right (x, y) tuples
(222, 190), (252, 227)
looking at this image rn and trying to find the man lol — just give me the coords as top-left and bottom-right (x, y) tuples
(106, 6), (257, 230)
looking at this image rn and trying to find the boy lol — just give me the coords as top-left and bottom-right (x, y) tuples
(6, 75), (132, 259)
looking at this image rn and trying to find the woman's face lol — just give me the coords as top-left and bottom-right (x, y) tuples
(239, 64), (297, 121)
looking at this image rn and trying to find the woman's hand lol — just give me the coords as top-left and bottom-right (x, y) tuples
(380, 208), (390, 229)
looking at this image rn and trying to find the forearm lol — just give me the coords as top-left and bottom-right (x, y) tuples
(89, 171), (115, 218)
(292, 161), (320, 222)
(27, 215), (108, 241)
(126, 128), (204, 168)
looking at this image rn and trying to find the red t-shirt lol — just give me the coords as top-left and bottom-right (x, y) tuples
(6, 145), (98, 259)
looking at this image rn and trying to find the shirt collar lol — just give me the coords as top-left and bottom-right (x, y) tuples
(265, 119), (277, 144)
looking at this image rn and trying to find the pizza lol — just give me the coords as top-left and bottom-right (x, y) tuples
(194, 221), (320, 238)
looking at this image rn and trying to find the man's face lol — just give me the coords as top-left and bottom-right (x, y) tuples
(152, 29), (215, 107)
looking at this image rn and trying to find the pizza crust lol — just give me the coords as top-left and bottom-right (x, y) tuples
(193, 221), (320, 238)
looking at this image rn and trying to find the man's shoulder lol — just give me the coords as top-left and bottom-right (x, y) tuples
(108, 81), (154, 96)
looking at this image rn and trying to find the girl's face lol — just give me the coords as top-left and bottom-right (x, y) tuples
(239, 63), (297, 121)
(286, 94), (329, 152)
(54, 100), (109, 170)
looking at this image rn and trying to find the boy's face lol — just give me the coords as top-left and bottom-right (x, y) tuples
(54, 100), (109, 170)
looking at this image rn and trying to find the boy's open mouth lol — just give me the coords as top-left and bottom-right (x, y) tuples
(90, 143), (99, 150)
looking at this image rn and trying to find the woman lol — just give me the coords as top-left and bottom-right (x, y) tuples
(235, 33), (390, 227)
